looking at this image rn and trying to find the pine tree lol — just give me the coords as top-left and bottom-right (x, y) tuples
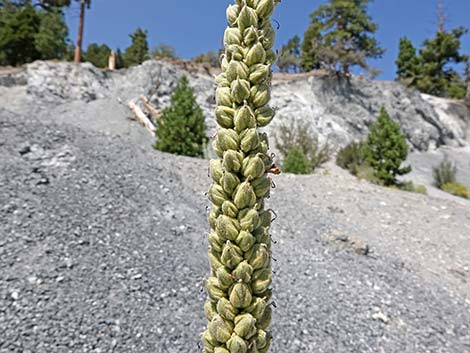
(278, 35), (301, 73)
(34, 7), (68, 60)
(83, 43), (111, 68)
(123, 27), (149, 67)
(115, 48), (124, 69)
(154, 76), (208, 158)
(395, 37), (420, 84)
(301, 0), (384, 74)
(365, 107), (411, 185)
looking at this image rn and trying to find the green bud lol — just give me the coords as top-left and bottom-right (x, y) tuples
(216, 266), (235, 289)
(238, 5), (258, 32)
(227, 44), (245, 61)
(221, 171), (240, 196)
(234, 104), (256, 132)
(235, 230), (256, 252)
(221, 55), (229, 71)
(209, 315), (234, 343)
(215, 106), (235, 129)
(265, 49), (277, 64)
(215, 72), (230, 87)
(249, 64), (270, 84)
(233, 180), (257, 209)
(205, 301), (218, 322)
(221, 241), (244, 269)
(240, 128), (260, 153)
(227, 334), (248, 353)
(257, 305), (272, 330)
(253, 226), (270, 245)
(222, 200), (239, 218)
(212, 139), (224, 158)
(224, 28), (242, 47)
(238, 208), (261, 232)
(246, 0), (260, 7)
(202, 330), (218, 353)
(226, 4), (240, 26)
(217, 214), (240, 241)
(256, 0), (275, 18)
(217, 297), (238, 321)
(250, 84), (270, 108)
(227, 60), (249, 82)
(232, 260), (253, 283)
(216, 86), (233, 107)
(208, 184), (228, 207)
(259, 210), (271, 228)
(258, 336), (272, 353)
(215, 348), (230, 353)
(251, 268), (272, 294)
(206, 277), (226, 301)
(245, 297), (266, 320)
(255, 329), (268, 349)
(261, 22), (275, 49)
(231, 78), (251, 104)
(255, 105), (275, 127)
(245, 42), (266, 66)
(243, 26), (259, 46)
(208, 231), (224, 253)
(234, 313), (257, 339)
(210, 159), (224, 183)
(230, 282), (253, 309)
(251, 176), (271, 198)
(223, 150), (244, 173)
(242, 154), (265, 179)
(209, 250), (224, 272)
(246, 243), (270, 270)
(218, 128), (240, 151)
(208, 210), (219, 230)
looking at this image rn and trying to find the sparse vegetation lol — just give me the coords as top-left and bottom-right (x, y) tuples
(283, 147), (311, 174)
(433, 159), (457, 188)
(336, 141), (367, 175)
(441, 181), (469, 199)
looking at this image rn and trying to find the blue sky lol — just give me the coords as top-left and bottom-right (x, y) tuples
(64, 0), (470, 80)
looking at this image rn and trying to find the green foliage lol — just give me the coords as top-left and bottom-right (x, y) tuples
(432, 159), (457, 188)
(282, 147), (311, 174)
(441, 181), (469, 199)
(154, 76), (207, 158)
(123, 27), (149, 67)
(355, 163), (383, 185)
(336, 141), (367, 174)
(83, 43), (111, 68)
(275, 121), (332, 173)
(151, 43), (178, 60)
(300, 0), (384, 74)
(396, 37), (420, 84)
(278, 35), (301, 73)
(365, 107), (411, 185)
(192, 50), (220, 68)
(398, 181), (427, 195)
(34, 7), (68, 60)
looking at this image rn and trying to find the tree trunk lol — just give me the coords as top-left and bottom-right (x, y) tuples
(465, 82), (470, 109)
(74, 0), (86, 64)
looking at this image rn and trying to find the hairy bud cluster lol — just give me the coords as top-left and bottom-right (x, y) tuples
(202, 1), (279, 353)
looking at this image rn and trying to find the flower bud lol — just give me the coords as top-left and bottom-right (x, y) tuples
(240, 128), (260, 153)
(221, 241), (244, 269)
(234, 104), (256, 132)
(238, 208), (261, 232)
(261, 22), (275, 49)
(230, 78), (251, 104)
(208, 231), (224, 253)
(238, 5), (258, 32)
(234, 313), (257, 339)
(235, 230), (256, 252)
(209, 159), (224, 183)
(212, 139), (224, 158)
(230, 282), (253, 308)
(216, 266), (235, 289)
(227, 334), (248, 353)
(215, 348), (230, 353)
(256, 0), (275, 18)
(206, 277), (226, 301)
(223, 150), (244, 173)
(217, 128), (240, 151)
(224, 28), (242, 47)
(208, 184), (228, 207)
(204, 301), (218, 322)
(249, 64), (270, 84)
(215, 106), (235, 129)
(202, 329), (218, 352)
(222, 200), (239, 218)
(217, 297), (238, 321)
(208, 210), (218, 230)
(226, 60), (249, 82)
(215, 72), (230, 87)
(217, 215), (240, 241)
(259, 336), (272, 353)
(243, 26), (259, 46)
(216, 86), (233, 107)
(251, 176), (271, 198)
(232, 260), (253, 283)
(265, 49), (277, 64)
(257, 305), (272, 330)
(246, 0), (259, 7)
(221, 171), (240, 196)
(255, 105), (275, 127)
(242, 154), (265, 179)
(246, 243), (270, 270)
(250, 84), (270, 108)
(245, 297), (266, 320)
(226, 4), (240, 26)
(251, 268), (272, 294)
(233, 180), (257, 209)
(245, 42), (266, 66)
(227, 44), (245, 61)
(221, 55), (229, 71)
(209, 315), (233, 343)
(209, 252), (224, 272)
(253, 226), (270, 245)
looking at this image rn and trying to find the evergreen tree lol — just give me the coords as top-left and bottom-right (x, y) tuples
(365, 107), (411, 185)
(154, 76), (208, 158)
(115, 48), (124, 69)
(278, 35), (301, 73)
(301, 0), (384, 74)
(83, 43), (111, 68)
(123, 27), (149, 67)
(151, 43), (178, 60)
(395, 37), (420, 84)
(34, 7), (68, 60)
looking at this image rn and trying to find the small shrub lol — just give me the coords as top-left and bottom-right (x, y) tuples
(432, 159), (457, 188)
(355, 163), (384, 185)
(282, 147), (311, 174)
(441, 181), (469, 199)
(398, 181), (428, 195)
(275, 121), (332, 173)
(336, 141), (367, 174)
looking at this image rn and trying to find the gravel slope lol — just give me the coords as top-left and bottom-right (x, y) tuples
(1, 109), (470, 353)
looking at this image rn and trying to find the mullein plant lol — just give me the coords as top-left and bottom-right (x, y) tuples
(202, 1), (280, 353)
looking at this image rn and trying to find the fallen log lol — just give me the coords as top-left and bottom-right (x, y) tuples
(141, 96), (163, 125)
(128, 101), (156, 136)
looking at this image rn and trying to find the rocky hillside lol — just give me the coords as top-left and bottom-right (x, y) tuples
(1, 61), (470, 353)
